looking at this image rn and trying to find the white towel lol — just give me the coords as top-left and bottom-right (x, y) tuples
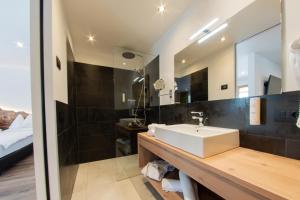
(179, 170), (199, 200)
(141, 160), (175, 181)
(162, 178), (183, 193)
(147, 123), (166, 136)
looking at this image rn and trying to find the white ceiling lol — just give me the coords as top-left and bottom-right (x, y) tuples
(62, 0), (193, 68)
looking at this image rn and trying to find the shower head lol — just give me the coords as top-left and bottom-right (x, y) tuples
(122, 52), (135, 59)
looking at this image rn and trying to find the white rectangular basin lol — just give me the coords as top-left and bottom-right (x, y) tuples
(155, 124), (239, 158)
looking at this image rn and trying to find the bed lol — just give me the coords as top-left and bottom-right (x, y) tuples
(0, 108), (33, 173)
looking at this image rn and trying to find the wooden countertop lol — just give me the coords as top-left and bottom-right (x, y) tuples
(138, 133), (300, 200)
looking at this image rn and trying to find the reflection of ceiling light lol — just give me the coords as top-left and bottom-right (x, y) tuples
(158, 4), (166, 15)
(87, 35), (95, 42)
(189, 18), (219, 40)
(241, 71), (246, 75)
(221, 36), (226, 42)
(198, 23), (228, 44)
(122, 62), (127, 66)
(16, 42), (24, 48)
(133, 77), (140, 82)
(181, 59), (186, 64)
(138, 77), (144, 83)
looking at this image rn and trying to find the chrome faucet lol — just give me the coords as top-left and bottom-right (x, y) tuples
(191, 111), (208, 127)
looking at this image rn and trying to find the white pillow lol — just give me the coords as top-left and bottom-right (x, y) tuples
(21, 114), (33, 128)
(9, 114), (25, 130)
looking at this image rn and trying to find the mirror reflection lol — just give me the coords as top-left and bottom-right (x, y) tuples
(174, 0), (281, 103)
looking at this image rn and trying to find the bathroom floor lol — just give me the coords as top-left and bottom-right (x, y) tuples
(71, 155), (162, 200)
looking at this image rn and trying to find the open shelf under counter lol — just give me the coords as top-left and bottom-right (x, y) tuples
(138, 132), (300, 200)
(146, 177), (183, 200)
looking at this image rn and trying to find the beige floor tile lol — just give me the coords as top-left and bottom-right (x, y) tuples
(117, 155), (141, 178)
(86, 179), (141, 200)
(71, 191), (86, 200)
(73, 165), (88, 193)
(72, 155), (159, 200)
(130, 175), (153, 199)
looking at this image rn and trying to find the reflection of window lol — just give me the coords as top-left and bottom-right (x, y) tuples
(239, 86), (249, 98)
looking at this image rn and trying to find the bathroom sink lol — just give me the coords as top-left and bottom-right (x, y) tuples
(155, 124), (239, 158)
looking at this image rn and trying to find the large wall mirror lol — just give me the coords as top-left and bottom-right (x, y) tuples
(174, 0), (282, 104)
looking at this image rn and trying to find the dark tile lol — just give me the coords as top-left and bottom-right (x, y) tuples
(87, 108), (116, 122)
(160, 104), (187, 125)
(240, 133), (286, 156)
(75, 62), (114, 108)
(286, 139), (300, 160)
(78, 135), (115, 152)
(78, 149), (116, 163)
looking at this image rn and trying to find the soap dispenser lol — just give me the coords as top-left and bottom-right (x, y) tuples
(249, 97), (261, 125)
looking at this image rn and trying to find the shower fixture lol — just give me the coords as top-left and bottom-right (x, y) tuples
(122, 51), (135, 59)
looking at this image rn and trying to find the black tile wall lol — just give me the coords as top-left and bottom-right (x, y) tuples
(145, 56), (160, 107)
(56, 40), (78, 200)
(148, 91), (300, 159)
(71, 57), (160, 163)
(74, 62), (117, 163)
(56, 101), (78, 200)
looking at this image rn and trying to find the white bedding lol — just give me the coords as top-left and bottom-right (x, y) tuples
(0, 128), (33, 158)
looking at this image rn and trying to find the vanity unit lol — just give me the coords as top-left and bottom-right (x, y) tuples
(138, 132), (300, 200)
(115, 122), (147, 156)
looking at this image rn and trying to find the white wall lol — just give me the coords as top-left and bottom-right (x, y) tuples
(31, 0), (48, 198)
(151, 0), (255, 105)
(176, 46), (235, 101)
(254, 54), (281, 96)
(52, 0), (71, 104)
(44, 0), (73, 199)
(283, 0), (300, 92)
(248, 53), (281, 96)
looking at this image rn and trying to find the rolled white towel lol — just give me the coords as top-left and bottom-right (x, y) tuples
(141, 163), (161, 181)
(162, 178), (183, 193)
(179, 170), (199, 200)
(147, 123), (166, 136)
(141, 160), (175, 181)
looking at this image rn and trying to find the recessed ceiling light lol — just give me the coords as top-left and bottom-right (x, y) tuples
(16, 42), (24, 48)
(181, 59), (186, 64)
(122, 62), (127, 66)
(87, 35), (95, 42)
(158, 3), (166, 15)
(221, 36), (226, 42)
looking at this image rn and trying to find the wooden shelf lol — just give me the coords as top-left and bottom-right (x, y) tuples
(138, 132), (300, 200)
(146, 177), (183, 200)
